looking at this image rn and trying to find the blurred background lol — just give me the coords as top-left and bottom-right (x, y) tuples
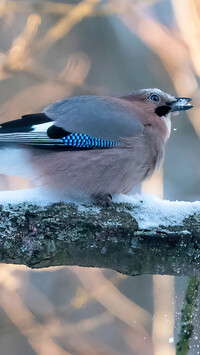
(0, 0), (199, 354)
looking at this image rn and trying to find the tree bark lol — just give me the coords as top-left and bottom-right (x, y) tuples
(0, 201), (199, 276)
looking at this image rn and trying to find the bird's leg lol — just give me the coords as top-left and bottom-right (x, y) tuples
(92, 193), (112, 206)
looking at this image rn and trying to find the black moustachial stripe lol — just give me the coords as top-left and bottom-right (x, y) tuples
(155, 105), (171, 117)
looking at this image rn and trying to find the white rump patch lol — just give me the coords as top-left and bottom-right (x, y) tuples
(0, 148), (34, 178)
(33, 122), (53, 132)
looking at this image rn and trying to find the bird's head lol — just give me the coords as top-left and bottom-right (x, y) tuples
(122, 88), (193, 139)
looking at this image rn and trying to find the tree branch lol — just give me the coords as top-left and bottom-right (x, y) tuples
(0, 200), (199, 276)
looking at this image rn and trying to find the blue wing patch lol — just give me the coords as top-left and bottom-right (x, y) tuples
(61, 133), (120, 148)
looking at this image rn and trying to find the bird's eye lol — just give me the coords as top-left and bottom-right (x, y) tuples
(149, 93), (160, 103)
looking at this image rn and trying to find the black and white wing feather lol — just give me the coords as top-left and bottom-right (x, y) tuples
(0, 96), (144, 149)
(0, 113), (67, 147)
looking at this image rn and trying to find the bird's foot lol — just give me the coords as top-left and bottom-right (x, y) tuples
(92, 193), (112, 206)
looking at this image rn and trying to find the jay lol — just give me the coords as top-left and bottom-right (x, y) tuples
(0, 88), (193, 203)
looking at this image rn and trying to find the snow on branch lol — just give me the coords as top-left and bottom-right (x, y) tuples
(0, 190), (199, 276)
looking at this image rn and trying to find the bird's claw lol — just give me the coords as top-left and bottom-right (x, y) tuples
(92, 193), (112, 207)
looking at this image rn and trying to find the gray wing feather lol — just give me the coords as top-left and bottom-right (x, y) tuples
(43, 96), (144, 141)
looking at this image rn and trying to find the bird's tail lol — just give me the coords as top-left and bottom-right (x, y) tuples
(0, 113), (60, 146)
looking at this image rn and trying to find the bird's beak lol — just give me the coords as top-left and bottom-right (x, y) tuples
(169, 97), (193, 112)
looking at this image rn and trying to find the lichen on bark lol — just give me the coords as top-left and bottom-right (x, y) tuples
(0, 201), (199, 276)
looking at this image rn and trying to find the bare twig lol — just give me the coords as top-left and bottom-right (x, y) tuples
(176, 276), (200, 355)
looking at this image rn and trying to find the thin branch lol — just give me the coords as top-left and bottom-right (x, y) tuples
(176, 276), (200, 355)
